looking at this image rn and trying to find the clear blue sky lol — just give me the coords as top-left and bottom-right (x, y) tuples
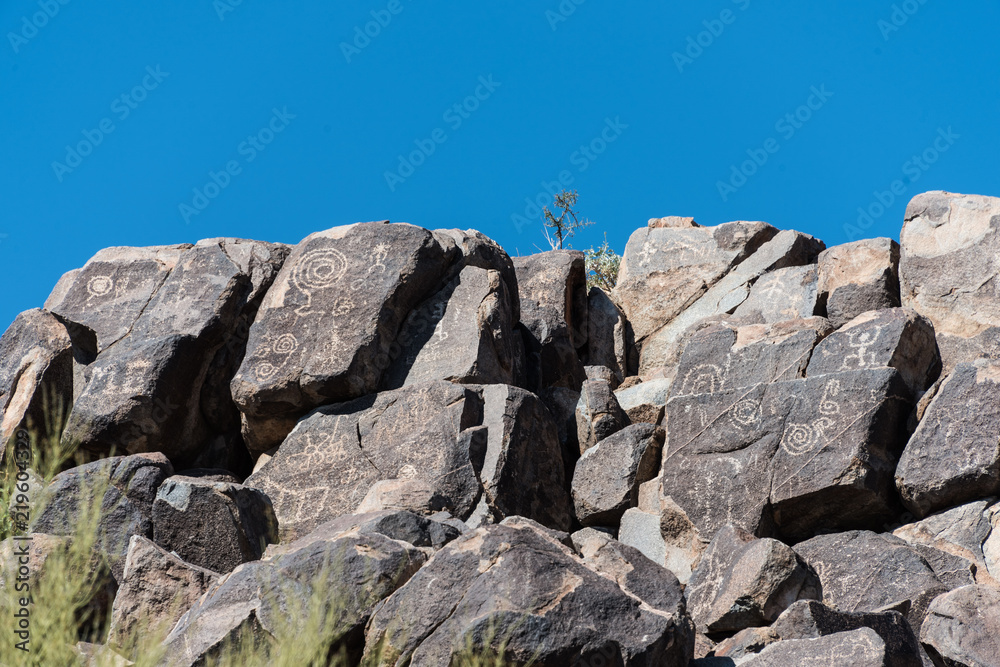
(2, 1), (998, 332)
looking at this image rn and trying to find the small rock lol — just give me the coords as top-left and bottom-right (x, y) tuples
(575, 378), (630, 453)
(152, 476), (278, 573)
(919, 585), (1000, 667)
(685, 525), (820, 634)
(107, 535), (218, 649)
(818, 238), (901, 327)
(572, 423), (663, 527)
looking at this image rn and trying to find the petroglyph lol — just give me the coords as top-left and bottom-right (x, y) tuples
(291, 247), (348, 315)
(86, 275), (114, 298)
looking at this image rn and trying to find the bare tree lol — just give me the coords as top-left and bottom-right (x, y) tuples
(542, 190), (593, 250)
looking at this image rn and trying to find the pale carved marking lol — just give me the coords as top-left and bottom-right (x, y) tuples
(87, 275), (114, 298)
(841, 325), (885, 370)
(291, 247), (348, 315)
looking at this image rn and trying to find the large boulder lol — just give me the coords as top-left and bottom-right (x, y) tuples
(769, 600), (923, 667)
(514, 250), (588, 393)
(59, 239), (288, 465)
(152, 476), (278, 573)
(614, 218), (777, 348)
(732, 265), (819, 324)
(44, 244), (191, 353)
(107, 535), (219, 650)
(919, 585), (1000, 667)
(661, 369), (910, 544)
(892, 498), (1000, 588)
(244, 381), (572, 540)
(0, 309), (95, 460)
(670, 317), (832, 398)
(160, 526), (426, 666)
(899, 191), (1000, 370)
(470, 384), (573, 531)
(740, 628), (888, 667)
(685, 525), (820, 635)
(572, 423), (663, 527)
(794, 530), (950, 629)
(817, 238), (901, 327)
(380, 264), (521, 390)
(31, 453), (174, 581)
(896, 359), (1000, 518)
(806, 308), (939, 396)
(231, 222), (457, 454)
(635, 229), (824, 377)
(244, 381), (484, 540)
(363, 521), (694, 666)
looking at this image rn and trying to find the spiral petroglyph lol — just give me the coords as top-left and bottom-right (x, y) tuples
(292, 247), (348, 291)
(272, 333), (298, 355)
(781, 416), (835, 456)
(86, 275), (114, 297)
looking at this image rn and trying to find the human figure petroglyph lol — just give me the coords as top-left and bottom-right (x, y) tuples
(841, 325), (885, 370)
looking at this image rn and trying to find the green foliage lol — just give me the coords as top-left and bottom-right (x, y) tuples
(585, 233), (621, 292)
(542, 190), (593, 250)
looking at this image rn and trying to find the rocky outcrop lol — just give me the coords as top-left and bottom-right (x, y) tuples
(6, 192), (1000, 664)
(244, 381), (572, 539)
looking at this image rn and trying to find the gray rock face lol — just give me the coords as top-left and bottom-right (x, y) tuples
(919, 585), (1000, 667)
(60, 239), (288, 465)
(232, 222), (457, 454)
(671, 317), (832, 399)
(818, 238), (901, 327)
(45, 244), (191, 353)
(794, 530), (949, 629)
(31, 453), (174, 581)
(896, 360), (1000, 518)
(741, 628), (888, 667)
(160, 527), (426, 666)
(615, 378), (671, 425)
(900, 191), (1000, 343)
(893, 498), (1000, 588)
(381, 264), (522, 390)
(614, 219), (778, 348)
(0, 309), (95, 460)
(514, 250), (588, 393)
(636, 229), (824, 377)
(587, 287), (632, 384)
(244, 381), (485, 540)
(806, 308), (939, 396)
(263, 510), (461, 557)
(575, 378), (630, 453)
(732, 265), (819, 324)
(572, 423), (663, 527)
(363, 521), (694, 666)
(245, 381), (572, 540)
(152, 476), (278, 573)
(570, 528), (693, 648)
(771, 600), (923, 667)
(661, 369), (910, 544)
(473, 384), (573, 531)
(107, 535), (219, 650)
(685, 525), (820, 635)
